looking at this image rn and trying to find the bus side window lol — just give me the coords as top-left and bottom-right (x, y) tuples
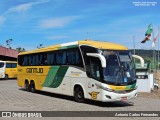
(67, 48), (83, 67)
(67, 50), (75, 65)
(12, 63), (17, 68)
(35, 54), (39, 66)
(56, 51), (66, 65)
(56, 52), (61, 65)
(0, 62), (4, 68)
(62, 51), (66, 65)
(24, 55), (31, 66)
(38, 53), (47, 65)
(23, 56), (28, 66)
(75, 50), (83, 67)
(47, 52), (55, 65)
(28, 55), (32, 66)
(32, 55), (36, 66)
(6, 63), (12, 68)
(39, 54), (44, 65)
(43, 53), (47, 65)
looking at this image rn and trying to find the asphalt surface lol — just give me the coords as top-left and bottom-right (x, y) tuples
(0, 79), (159, 120)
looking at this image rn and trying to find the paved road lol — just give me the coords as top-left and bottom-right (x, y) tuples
(0, 79), (159, 120)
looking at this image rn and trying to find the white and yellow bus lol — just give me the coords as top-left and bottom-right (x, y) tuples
(0, 61), (17, 79)
(17, 40), (144, 102)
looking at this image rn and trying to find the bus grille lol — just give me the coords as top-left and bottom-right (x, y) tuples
(114, 89), (134, 94)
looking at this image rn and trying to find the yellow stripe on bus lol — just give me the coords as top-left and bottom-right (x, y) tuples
(108, 85), (126, 90)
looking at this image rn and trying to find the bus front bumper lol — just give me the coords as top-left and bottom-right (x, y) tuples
(101, 89), (137, 102)
(0, 74), (5, 78)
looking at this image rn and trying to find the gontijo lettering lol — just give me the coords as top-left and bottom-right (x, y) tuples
(26, 68), (43, 73)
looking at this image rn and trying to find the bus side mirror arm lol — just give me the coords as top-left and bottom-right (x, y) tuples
(132, 55), (144, 68)
(86, 53), (106, 68)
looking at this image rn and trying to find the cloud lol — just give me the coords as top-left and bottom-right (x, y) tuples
(0, 16), (5, 26)
(47, 35), (69, 40)
(6, 0), (50, 14)
(39, 16), (82, 29)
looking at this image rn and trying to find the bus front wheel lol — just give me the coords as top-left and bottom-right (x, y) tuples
(74, 87), (85, 103)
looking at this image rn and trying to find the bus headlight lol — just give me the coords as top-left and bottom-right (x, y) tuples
(95, 83), (114, 92)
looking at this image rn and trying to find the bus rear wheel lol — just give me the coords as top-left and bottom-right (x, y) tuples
(74, 87), (85, 103)
(24, 81), (30, 92)
(30, 81), (36, 93)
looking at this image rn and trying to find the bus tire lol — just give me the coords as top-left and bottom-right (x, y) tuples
(4, 74), (8, 80)
(30, 81), (36, 93)
(74, 86), (85, 103)
(24, 81), (30, 92)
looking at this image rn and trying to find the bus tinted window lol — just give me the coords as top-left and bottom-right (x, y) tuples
(56, 51), (66, 65)
(6, 63), (12, 68)
(28, 56), (32, 65)
(67, 51), (75, 64)
(31, 55), (36, 65)
(75, 50), (83, 66)
(18, 48), (83, 67)
(12, 63), (17, 68)
(67, 48), (83, 67)
(23, 56), (30, 66)
(6, 63), (17, 68)
(47, 52), (55, 65)
(0, 62), (4, 68)
(62, 52), (67, 64)
(35, 54), (39, 65)
(39, 53), (47, 65)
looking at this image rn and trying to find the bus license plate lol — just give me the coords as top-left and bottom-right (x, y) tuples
(121, 97), (128, 101)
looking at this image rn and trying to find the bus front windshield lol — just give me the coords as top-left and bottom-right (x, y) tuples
(102, 50), (135, 85)
(0, 62), (4, 68)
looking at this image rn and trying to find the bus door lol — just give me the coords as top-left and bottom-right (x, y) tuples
(87, 58), (102, 100)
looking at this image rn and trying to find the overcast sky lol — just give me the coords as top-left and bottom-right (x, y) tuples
(0, 0), (159, 50)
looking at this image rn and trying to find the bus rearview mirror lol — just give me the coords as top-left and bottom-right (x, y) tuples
(86, 53), (106, 68)
(132, 55), (144, 68)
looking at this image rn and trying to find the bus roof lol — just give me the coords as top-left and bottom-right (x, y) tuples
(18, 40), (128, 55)
(79, 40), (128, 50)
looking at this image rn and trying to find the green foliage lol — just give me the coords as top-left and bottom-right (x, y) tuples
(16, 47), (26, 52)
(131, 49), (159, 69)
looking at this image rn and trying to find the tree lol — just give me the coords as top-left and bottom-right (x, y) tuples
(16, 47), (26, 52)
(37, 44), (43, 49)
(6, 39), (12, 49)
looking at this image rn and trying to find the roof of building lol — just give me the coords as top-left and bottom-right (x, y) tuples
(0, 46), (18, 58)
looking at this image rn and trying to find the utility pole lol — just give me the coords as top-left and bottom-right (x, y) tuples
(86, 32), (89, 40)
(133, 35), (136, 63)
(158, 26), (160, 70)
(133, 35), (135, 55)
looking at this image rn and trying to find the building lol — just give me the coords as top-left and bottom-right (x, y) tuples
(0, 46), (18, 61)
